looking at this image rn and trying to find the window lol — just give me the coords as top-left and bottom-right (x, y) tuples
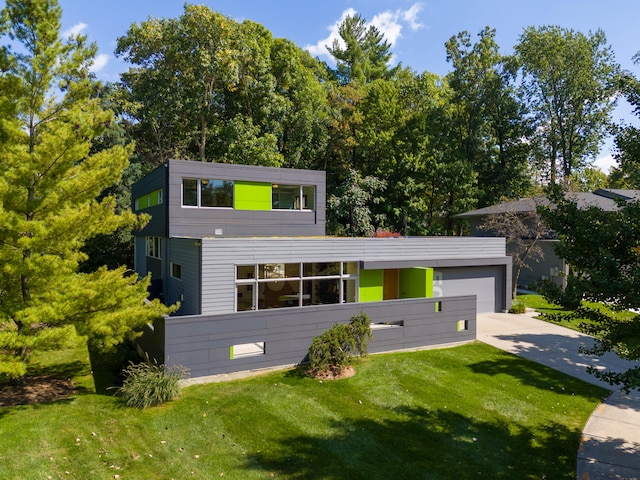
(235, 261), (358, 311)
(135, 189), (163, 211)
(145, 237), (162, 259)
(201, 179), (233, 207)
(171, 262), (182, 280)
(230, 342), (265, 359)
(182, 178), (233, 208)
(272, 184), (315, 210)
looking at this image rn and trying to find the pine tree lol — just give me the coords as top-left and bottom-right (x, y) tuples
(0, 0), (172, 380)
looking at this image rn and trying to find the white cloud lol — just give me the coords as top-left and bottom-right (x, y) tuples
(305, 3), (424, 62)
(593, 154), (616, 174)
(62, 22), (87, 38)
(402, 3), (424, 31)
(305, 8), (357, 59)
(90, 53), (110, 73)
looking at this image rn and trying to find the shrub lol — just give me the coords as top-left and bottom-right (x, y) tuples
(116, 359), (187, 408)
(509, 300), (526, 314)
(534, 279), (582, 310)
(307, 312), (372, 376)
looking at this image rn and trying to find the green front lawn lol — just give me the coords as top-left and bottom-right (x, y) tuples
(517, 293), (637, 334)
(0, 334), (606, 480)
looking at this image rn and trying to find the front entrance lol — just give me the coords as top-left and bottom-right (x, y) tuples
(383, 269), (399, 300)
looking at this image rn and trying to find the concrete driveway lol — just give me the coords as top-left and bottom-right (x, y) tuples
(477, 312), (640, 480)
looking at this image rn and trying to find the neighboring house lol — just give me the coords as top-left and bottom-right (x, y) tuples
(132, 160), (512, 380)
(456, 189), (640, 290)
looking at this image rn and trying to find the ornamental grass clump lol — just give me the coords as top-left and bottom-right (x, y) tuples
(307, 312), (372, 378)
(116, 360), (187, 408)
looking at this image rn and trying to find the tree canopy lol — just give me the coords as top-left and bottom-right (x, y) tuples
(516, 26), (619, 186)
(539, 189), (640, 391)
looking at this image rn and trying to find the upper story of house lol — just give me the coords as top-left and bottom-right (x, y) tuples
(132, 160), (326, 239)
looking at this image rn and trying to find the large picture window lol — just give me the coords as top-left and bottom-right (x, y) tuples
(235, 261), (358, 311)
(182, 178), (233, 208)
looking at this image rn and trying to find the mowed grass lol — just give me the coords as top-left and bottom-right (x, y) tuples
(0, 337), (606, 480)
(517, 293), (637, 334)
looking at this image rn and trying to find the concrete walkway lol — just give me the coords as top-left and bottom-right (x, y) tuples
(477, 312), (640, 480)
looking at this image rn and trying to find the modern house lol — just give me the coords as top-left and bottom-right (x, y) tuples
(456, 189), (640, 289)
(132, 160), (512, 380)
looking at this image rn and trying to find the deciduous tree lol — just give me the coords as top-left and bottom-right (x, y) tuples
(516, 26), (619, 185)
(539, 187), (640, 391)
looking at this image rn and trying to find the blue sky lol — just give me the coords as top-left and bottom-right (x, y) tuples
(40, 1), (640, 169)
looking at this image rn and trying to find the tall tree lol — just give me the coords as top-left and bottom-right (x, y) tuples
(0, 0), (171, 380)
(327, 13), (397, 85)
(610, 53), (640, 189)
(516, 26), (619, 186)
(116, 5), (329, 169)
(539, 188), (640, 392)
(446, 27), (533, 207)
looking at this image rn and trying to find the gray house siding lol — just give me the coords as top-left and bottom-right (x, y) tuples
(166, 160), (326, 238)
(132, 160), (326, 239)
(199, 236), (511, 315)
(152, 295), (476, 378)
(166, 238), (202, 315)
(515, 240), (567, 289)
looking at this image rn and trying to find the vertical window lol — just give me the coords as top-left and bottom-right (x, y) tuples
(145, 237), (162, 259)
(182, 179), (198, 206)
(171, 262), (182, 280)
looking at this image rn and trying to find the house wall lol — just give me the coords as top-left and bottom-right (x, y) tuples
(197, 236), (510, 316)
(164, 160), (326, 238)
(150, 295), (476, 379)
(515, 239), (567, 289)
(165, 238), (202, 315)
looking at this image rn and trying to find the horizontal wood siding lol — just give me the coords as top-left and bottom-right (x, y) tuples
(158, 296), (476, 379)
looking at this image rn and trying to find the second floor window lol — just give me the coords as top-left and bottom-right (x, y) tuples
(182, 178), (233, 208)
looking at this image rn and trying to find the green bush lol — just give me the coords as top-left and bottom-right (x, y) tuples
(116, 360), (187, 408)
(307, 312), (372, 376)
(534, 278), (582, 310)
(509, 300), (526, 314)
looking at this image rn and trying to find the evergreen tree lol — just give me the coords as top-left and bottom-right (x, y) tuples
(0, 0), (172, 380)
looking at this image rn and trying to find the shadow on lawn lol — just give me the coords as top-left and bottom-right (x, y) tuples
(468, 351), (607, 395)
(244, 405), (582, 479)
(480, 332), (636, 390)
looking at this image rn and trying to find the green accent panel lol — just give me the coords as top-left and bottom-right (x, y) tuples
(359, 269), (383, 302)
(399, 267), (434, 299)
(229, 345), (234, 360)
(149, 189), (161, 207)
(234, 181), (272, 210)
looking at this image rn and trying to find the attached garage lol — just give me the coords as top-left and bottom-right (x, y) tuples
(434, 266), (506, 313)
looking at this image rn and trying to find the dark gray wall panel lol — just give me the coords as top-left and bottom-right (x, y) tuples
(165, 238), (201, 315)
(146, 296), (476, 379)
